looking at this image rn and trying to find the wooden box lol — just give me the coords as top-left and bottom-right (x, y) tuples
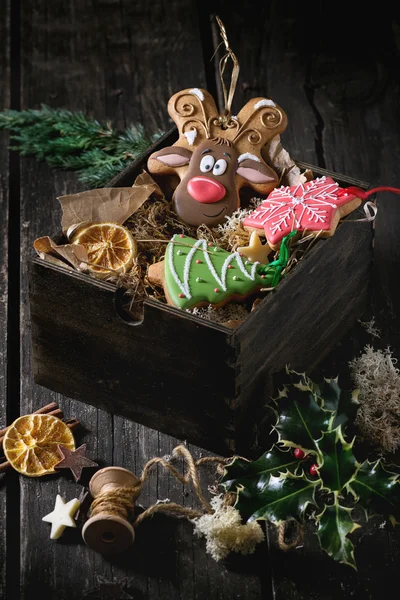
(29, 129), (373, 456)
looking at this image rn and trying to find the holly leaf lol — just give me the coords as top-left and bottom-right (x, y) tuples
(316, 426), (357, 492)
(274, 384), (332, 454)
(316, 501), (360, 569)
(347, 460), (400, 521)
(222, 446), (303, 492)
(284, 368), (319, 393)
(235, 472), (319, 524)
(285, 370), (359, 429)
(316, 378), (359, 428)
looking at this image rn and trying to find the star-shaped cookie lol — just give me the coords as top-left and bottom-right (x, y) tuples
(55, 443), (98, 482)
(42, 494), (80, 539)
(243, 176), (361, 248)
(237, 231), (271, 264)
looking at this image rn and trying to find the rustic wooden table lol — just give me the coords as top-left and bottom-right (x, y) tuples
(1, 2), (400, 599)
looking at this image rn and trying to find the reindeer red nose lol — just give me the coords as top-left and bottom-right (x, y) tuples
(187, 176), (226, 203)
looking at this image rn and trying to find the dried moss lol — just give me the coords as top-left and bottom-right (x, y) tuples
(188, 304), (250, 326)
(192, 495), (265, 561)
(349, 345), (400, 453)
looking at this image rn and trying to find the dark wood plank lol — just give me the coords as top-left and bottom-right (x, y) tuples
(307, 11), (400, 354)
(0, 2), (10, 597)
(19, 1), (264, 598)
(207, 4), (318, 166)
(307, 14), (400, 598)
(214, 4), (400, 599)
(17, 3), (400, 598)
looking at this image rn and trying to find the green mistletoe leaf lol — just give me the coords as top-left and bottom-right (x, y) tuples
(222, 446), (302, 492)
(316, 501), (360, 569)
(316, 426), (357, 492)
(234, 472), (319, 524)
(274, 384), (332, 454)
(347, 460), (400, 520)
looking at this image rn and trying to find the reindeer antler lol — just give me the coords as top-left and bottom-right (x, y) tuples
(225, 98), (287, 157)
(168, 89), (287, 157)
(167, 88), (220, 149)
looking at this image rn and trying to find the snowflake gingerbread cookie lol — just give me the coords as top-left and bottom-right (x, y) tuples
(243, 176), (362, 248)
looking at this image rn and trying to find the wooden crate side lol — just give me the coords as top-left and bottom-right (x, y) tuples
(29, 259), (238, 454)
(232, 218), (373, 449)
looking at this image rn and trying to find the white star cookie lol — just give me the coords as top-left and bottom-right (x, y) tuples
(42, 494), (80, 540)
(237, 231), (271, 265)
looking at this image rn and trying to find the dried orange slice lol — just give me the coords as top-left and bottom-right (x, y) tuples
(3, 414), (75, 477)
(71, 222), (137, 276)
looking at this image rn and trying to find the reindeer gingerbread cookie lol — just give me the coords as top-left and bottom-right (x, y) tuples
(147, 88), (288, 227)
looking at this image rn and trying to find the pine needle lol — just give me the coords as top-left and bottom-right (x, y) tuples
(0, 104), (163, 187)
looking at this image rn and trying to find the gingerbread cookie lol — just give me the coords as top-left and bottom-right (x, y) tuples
(148, 88), (287, 228)
(148, 233), (293, 310)
(243, 176), (362, 249)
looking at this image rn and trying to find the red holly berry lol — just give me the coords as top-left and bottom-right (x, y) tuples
(309, 463), (319, 477)
(293, 448), (305, 459)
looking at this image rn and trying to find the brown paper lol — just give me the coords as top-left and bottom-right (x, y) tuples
(58, 171), (163, 233)
(33, 236), (88, 270)
(34, 171), (163, 272)
(264, 135), (313, 185)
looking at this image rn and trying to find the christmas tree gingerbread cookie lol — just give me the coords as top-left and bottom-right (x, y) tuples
(243, 176), (362, 249)
(148, 233), (294, 310)
(147, 88), (288, 228)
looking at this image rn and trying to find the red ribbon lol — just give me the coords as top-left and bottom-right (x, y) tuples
(337, 186), (400, 199)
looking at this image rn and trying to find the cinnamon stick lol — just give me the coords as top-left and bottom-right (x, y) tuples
(0, 408), (64, 447)
(0, 418), (81, 474)
(0, 459), (10, 474)
(66, 419), (81, 433)
(0, 402), (58, 437)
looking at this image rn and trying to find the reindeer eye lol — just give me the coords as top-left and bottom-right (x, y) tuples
(200, 155), (215, 173)
(213, 159), (227, 176)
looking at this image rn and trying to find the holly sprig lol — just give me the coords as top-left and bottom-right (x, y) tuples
(222, 371), (400, 569)
(0, 105), (163, 187)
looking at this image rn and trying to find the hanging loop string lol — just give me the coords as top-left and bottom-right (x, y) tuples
(215, 15), (240, 127)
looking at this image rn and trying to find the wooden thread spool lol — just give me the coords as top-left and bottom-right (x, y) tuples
(82, 467), (139, 555)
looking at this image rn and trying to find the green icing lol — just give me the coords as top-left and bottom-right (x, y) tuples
(164, 233), (293, 310)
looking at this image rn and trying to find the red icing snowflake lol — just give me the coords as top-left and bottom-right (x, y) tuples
(243, 176), (358, 246)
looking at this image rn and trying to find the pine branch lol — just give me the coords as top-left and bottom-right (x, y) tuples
(0, 105), (163, 187)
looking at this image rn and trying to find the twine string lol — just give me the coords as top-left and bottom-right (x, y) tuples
(277, 519), (304, 551)
(90, 486), (140, 519)
(89, 445), (229, 527)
